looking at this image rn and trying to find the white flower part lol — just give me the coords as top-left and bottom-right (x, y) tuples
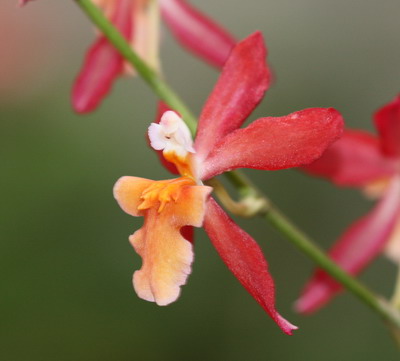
(148, 111), (195, 157)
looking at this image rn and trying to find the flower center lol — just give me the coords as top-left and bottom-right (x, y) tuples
(138, 177), (196, 213)
(143, 111), (201, 212)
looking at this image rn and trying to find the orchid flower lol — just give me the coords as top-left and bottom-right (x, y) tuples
(295, 95), (400, 314)
(72, 0), (236, 113)
(113, 32), (344, 334)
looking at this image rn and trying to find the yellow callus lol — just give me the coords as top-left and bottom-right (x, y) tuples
(138, 176), (196, 212)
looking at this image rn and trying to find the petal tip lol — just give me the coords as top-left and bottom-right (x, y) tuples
(72, 94), (94, 114)
(72, 81), (103, 114)
(276, 314), (299, 335)
(248, 30), (264, 44)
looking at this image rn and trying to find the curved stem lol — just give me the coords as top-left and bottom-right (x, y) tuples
(206, 178), (268, 218)
(75, 0), (400, 330)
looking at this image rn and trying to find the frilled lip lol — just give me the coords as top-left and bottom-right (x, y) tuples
(113, 175), (213, 306)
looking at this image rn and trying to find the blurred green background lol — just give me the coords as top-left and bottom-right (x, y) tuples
(2, 0), (400, 360)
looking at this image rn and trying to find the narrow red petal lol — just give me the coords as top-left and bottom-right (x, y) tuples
(374, 94), (400, 158)
(201, 108), (343, 180)
(204, 198), (298, 335)
(194, 32), (270, 160)
(72, 0), (133, 113)
(295, 176), (400, 314)
(160, 0), (235, 68)
(304, 130), (397, 187)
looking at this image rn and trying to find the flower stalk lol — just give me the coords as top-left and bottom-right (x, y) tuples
(206, 178), (269, 218)
(75, 0), (400, 330)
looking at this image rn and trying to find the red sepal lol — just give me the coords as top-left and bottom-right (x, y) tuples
(204, 198), (298, 335)
(201, 108), (344, 180)
(195, 32), (270, 160)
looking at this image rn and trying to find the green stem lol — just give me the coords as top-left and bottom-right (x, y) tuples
(75, 0), (400, 330)
(223, 170), (254, 196)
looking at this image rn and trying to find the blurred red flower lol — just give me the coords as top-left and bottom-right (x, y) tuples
(72, 0), (236, 113)
(296, 95), (400, 314)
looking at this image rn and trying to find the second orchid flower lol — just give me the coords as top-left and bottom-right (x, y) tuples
(296, 95), (400, 314)
(73, 0), (236, 113)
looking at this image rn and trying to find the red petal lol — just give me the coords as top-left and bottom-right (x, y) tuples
(72, 0), (133, 113)
(304, 130), (396, 187)
(374, 94), (400, 158)
(295, 175), (400, 314)
(203, 198), (298, 335)
(194, 32), (270, 161)
(201, 108), (344, 180)
(160, 0), (235, 68)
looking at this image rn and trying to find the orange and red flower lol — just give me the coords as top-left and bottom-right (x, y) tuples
(72, 0), (236, 113)
(296, 95), (400, 314)
(114, 33), (344, 334)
